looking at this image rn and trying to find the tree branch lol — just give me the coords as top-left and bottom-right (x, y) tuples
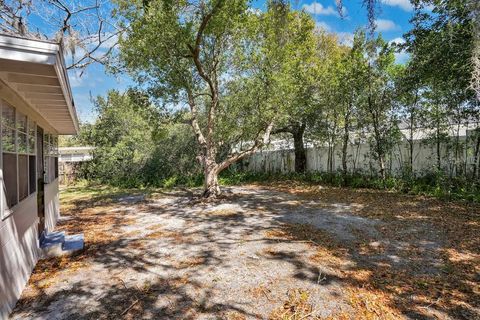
(186, 87), (207, 147)
(217, 121), (275, 172)
(272, 126), (293, 135)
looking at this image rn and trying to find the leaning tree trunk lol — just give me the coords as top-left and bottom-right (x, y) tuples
(292, 123), (307, 173)
(197, 121), (275, 198)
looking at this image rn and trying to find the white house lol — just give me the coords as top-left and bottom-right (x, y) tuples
(0, 33), (80, 318)
(59, 146), (94, 163)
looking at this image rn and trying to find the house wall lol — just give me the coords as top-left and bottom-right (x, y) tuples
(0, 180), (60, 319)
(0, 82), (61, 319)
(44, 179), (60, 232)
(0, 194), (39, 319)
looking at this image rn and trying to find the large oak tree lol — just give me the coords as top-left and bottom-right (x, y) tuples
(115, 0), (316, 197)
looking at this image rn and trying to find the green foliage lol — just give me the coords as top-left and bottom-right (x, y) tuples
(77, 90), (200, 188)
(74, 0), (478, 200)
(79, 90), (156, 186)
(140, 122), (202, 187)
(114, 0), (326, 195)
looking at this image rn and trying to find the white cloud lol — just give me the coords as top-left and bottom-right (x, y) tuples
(389, 37), (405, 45)
(68, 71), (87, 88)
(315, 21), (331, 31)
(381, 0), (413, 11)
(388, 37), (409, 64)
(246, 7), (262, 15)
(303, 2), (339, 16)
(374, 19), (399, 32)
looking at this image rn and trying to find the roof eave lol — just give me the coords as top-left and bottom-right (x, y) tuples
(0, 33), (79, 135)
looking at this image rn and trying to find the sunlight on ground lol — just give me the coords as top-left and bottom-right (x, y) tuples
(11, 183), (480, 320)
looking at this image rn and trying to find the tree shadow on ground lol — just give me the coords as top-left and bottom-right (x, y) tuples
(12, 184), (480, 319)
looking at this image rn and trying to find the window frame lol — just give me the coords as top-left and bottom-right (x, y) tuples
(1, 100), (38, 220)
(44, 133), (59, 185)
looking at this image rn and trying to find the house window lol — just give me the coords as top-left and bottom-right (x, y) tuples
(44, 133), (58, 184)
(1, 99), (37, 215)
(28, 120), (36, 194)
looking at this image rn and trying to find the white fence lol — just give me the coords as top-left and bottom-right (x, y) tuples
(243, 138), (478, 177)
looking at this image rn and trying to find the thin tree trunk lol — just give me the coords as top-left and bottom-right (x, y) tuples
(371, 110), (385, 181)
(454, 121), (461, 177)
(341, 109), (351, 185)
(436, 124), (441, 172)
(473, 132), (480, 179)
(292, 123), (307, 173)
(328, 142), (334, 175)
(379, 154), (386, 181)
(409, 109), (414, 175)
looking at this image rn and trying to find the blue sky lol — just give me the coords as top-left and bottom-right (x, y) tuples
(70, 0), (415, 123)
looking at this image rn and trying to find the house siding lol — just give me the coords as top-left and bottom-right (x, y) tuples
(0, 179), (60, 319)
(0, 34), (77, 319)
(44, 179), (60, 232)
(0, 77), (62, 318)
(0, 195), (39, 319)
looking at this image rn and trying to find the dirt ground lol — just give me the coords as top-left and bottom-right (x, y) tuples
(10, 183), (480, 319)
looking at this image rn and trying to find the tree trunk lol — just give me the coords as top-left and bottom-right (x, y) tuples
(327, 142), (333, 174)
(409, 109), (414, 175)
(379, 154), (386, 181)
(203, 165), (220, 198)
(292, 123), (307, 173)
(198, 121), (275, 198)
(341, 110), (351, 185)
(436, 126), (441, 172)
(473, 132), (480, 179)
(202, 155), (221, 198)
(454, 121), (461, 177)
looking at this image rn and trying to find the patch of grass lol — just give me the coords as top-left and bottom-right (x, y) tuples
(269, 289), (314, 320)
(346, 287), (401, 319)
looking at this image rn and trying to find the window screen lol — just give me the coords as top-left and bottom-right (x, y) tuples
(3, 153), (18, 207)
(54, 157), (59, 179)
(49, 157), (55, 183)
(1, 100), (37, 212)
(29, 155), (36, 194)
(43, 133), (59, 184)
(18, 155), (28, 201)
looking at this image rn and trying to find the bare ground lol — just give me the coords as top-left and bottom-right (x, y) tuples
(10, 183), (480, 319)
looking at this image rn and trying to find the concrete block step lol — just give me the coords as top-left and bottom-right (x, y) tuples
(40, 231), (65, 258)
(62, 234), (84, 254)
(39, 231), (84, 258)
